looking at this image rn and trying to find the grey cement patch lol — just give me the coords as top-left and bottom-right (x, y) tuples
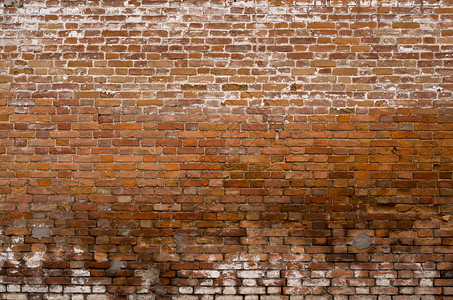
(305, 296), (333, 300)
(352, 233), (372, 250)
(140, 266), (166, 295)
(32, 227), (52, 240)
(3, 0), (23, 7)
(143, 266), (160, 286)
(108, 260), (123, 274)
(154, 284), (166, 295)
(173, 232), (185, 251)
(129, 295), (156, 300)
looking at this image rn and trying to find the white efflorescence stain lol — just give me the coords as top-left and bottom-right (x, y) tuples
(24, 252), (45, 268)
(0, 248), (21, 268)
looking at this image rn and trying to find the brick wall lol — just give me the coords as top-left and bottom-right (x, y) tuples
(0, 0), (452, 299)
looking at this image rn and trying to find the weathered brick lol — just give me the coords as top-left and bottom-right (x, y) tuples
(0, 1), (450, 299)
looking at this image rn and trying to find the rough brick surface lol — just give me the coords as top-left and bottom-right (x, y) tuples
(0, 0), (452, 298)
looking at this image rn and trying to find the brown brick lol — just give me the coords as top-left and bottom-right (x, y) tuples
(222, 84), (248, 91)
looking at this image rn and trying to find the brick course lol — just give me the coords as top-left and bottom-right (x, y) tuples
(0, 0), (452, 299)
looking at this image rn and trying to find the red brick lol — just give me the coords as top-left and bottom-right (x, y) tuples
(0, 2), (450, 298)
